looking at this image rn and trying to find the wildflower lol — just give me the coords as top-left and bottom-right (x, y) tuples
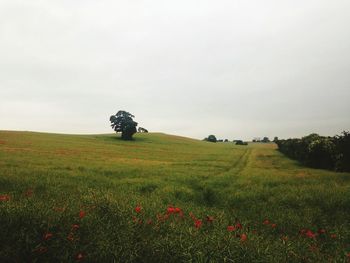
(271, 223), (277, 228)
(134, 205), (142, 213)
(330, 234), (337, 239)
(0, 195), (10, 201)
(76, 252), (84, 261)
(72, 224), (80, 230)
(174, 207), (182, 213)
(43, 232), (53, 240)
(263, 219), (270, 225)
(147, 219), (153, 225)
(227, 225), (236, 232)
(305, 230), (316, 239)
(79, 210), (86, 219)
(240, 233), (247, 242)
(194, 219), (202, 229)
(167, 206), (175, 214)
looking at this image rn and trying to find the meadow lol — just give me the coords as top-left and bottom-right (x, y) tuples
(0, 130), (350, 262)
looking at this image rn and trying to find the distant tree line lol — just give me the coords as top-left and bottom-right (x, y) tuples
(276, 131), (350, 172)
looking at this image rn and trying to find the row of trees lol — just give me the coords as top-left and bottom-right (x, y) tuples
(203, 135), (248, 145)
(276, 132), (350, 172)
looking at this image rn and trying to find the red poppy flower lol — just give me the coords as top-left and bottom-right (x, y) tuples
(240, 233), (247, 242)
(43, 232), (53, 240)
(271, 224), (277, 228)
(263, 219), (270, 225)
(167, 206), (175, 214)
(305, 230), (316, 239)
(79, 210), (86, 219)
(76, 252), (84, 261)
(134, 206), (142, 213)
(0, 195), (10, 201)
(174, 207), (182, 213)
(194, 219), (202, 229)
(227, 225), (236, 232)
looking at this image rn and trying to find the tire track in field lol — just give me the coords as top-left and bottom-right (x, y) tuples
(231, 147), (252, 176)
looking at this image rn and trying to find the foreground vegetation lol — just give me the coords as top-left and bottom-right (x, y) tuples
(0, 131), (350, 262)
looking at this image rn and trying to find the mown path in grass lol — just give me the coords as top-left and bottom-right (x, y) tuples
(0, 131), (350, 262)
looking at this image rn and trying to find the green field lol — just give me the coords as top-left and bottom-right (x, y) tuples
(0, 131), (350, 262)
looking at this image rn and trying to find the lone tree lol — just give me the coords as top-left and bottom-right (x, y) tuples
(204, 135), (217, 143)
(110, 110), (138, 140)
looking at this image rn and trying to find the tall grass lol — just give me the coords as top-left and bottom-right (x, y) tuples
(0, 131), (349, 262)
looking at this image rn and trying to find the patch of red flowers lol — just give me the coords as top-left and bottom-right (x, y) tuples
(194, 219), (202, 229)
(227, 225), (236, 232)
(263, 219), (270, 225)
(271, 223), (277, 228)
(305, 230), (317, 239)
(135, 205), (142, 213)
(79, 210), (86, 219)
(0, 194), (10, 201)
(240, 233), (247, 242)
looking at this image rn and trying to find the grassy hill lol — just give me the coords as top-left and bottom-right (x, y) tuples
(0, 131), (350, 262)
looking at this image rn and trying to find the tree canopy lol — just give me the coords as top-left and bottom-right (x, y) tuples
(110, 110), (138, 140)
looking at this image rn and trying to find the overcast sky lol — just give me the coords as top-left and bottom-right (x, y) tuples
(1, 0), (349, 140)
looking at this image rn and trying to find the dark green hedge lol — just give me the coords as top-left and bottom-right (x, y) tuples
(276, 131), (350, 172)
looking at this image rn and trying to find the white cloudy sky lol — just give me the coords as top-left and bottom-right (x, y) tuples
(1, 0), (349, 140)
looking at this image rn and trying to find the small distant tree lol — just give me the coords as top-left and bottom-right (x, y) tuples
(110, 110), (138, 140)
(262, 137), (270, 143)
(205, 135), (217, 143)
(273, 136), (278, 143)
